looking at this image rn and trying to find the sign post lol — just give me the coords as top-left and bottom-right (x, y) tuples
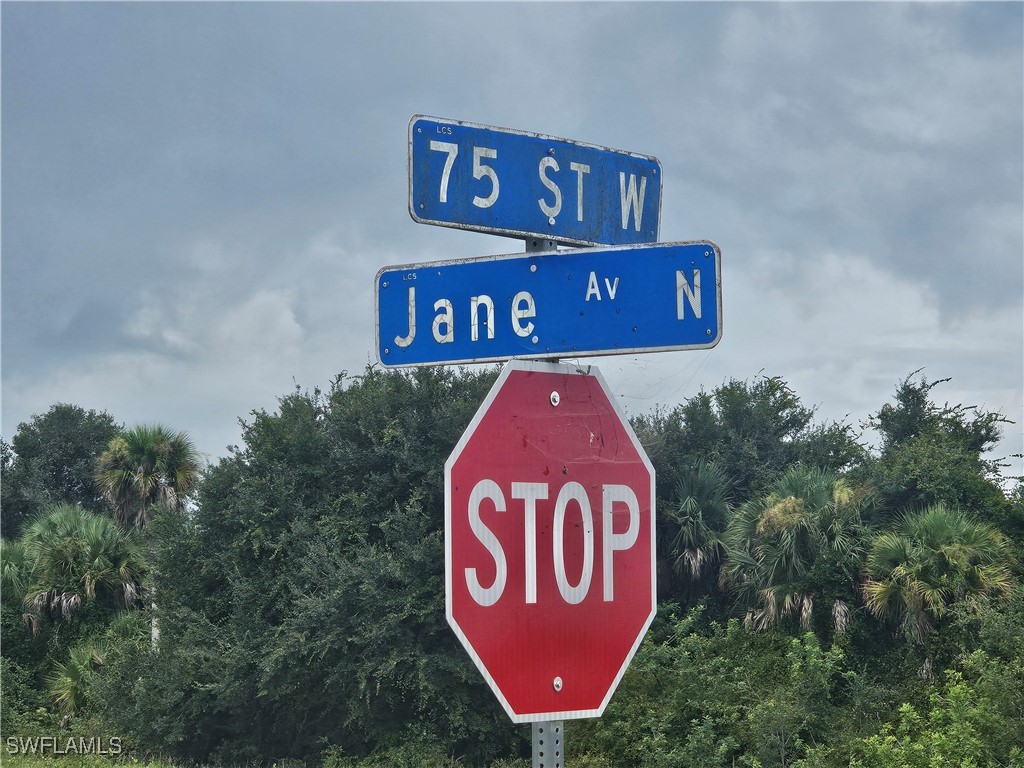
(388, 115), (720, 762)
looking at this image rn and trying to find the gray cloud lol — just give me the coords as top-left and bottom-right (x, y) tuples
(3, 2), (1021, 470)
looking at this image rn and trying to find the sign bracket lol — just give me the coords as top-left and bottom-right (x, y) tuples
(524, 237), (560, 365)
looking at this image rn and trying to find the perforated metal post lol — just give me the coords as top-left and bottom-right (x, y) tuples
(526, 238), (558, 363)
(526, 237), (563, 767)
(532, 721), (563, 768)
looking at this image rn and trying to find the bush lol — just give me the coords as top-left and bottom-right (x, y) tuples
(1, 656), (57, 735)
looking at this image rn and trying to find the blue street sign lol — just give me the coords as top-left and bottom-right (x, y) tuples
(409, 116), (662, 246)
(375, 241), (721, 367)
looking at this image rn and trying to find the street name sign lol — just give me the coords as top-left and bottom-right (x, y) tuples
(409, 115), (662, 246)
(446, 360), (656, 722)
(375, 240), (722, 367)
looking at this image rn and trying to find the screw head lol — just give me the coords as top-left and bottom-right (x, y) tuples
(553, 676), (563, 692)
(549, 391), (560, 407)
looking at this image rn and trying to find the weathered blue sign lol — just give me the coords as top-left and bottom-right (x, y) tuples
(375, 241), (721, 367)
(409, 116), (662, 246)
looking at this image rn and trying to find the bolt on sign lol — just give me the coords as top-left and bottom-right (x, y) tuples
(445, 360), (656, 722)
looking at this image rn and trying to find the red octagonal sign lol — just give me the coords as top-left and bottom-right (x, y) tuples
(446, 360), (656, 723)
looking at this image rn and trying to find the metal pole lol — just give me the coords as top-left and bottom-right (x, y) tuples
(532, 721), (563, 768)
(525, 240), (565, 767)
(525, 238), (559, 363)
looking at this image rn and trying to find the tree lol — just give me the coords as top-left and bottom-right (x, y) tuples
(721, 466), (869, 634)
(571, 608), (861, 768)
(1, 404), (121, 539)
(46, 639), (105, 716)
(94, 425), (201, 529)
(862, 372), (1012, 524)
(634, 374), (865, 505)
(842, 671), (1013, 768)
(863, 504), (1014, 644)
(1, 504), (148, 726)
(19, 504), (147, 624)
(0, 535), (49, 667)
(94, 366), (524, 765)
(0, 538), (33, 606)
(661, 460), (732, 600)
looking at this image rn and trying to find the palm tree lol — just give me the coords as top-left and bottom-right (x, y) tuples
(46, 639), (105, 715)
(95, 425), (200, 529)
(1, 538), (33, 602)
(1, 537), (41, 634)
(95, 425), (199, 647)
(721, 466), (868, 633)
(664, 460), (732, 589)
(19, 504), (147, 622)
(863, 503), (1014, 643)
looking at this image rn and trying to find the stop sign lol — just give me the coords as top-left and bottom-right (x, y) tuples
(446, 360), (656, 723)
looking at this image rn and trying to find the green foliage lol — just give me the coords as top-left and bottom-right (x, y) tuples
(94, 424), (201, 529)
(2, 537), (34, 604)
(91, 595), (227, 760)
(321, 729), (465, 768)
(1002, 478), (1024, 553)
(26, 613), (146, 726)
(721, 467), (869, 635)
(841, 672), (1011, 768)
(571, 607), (863, 768)
(1, 404), (121, 539)
(0, 757), (168, 768)
(0, 655), (57, 735)
(93, 367), (524, 765)
(661, 459), (732, 599)
(1, 505), (149, 727)
(5, 369), (1021, 767)
(45, 639), (105, 715)
(19, 504), (147, 624)
(634, 375), (865, 505)
(863, 372), (1011, 524)
(950, 590), (1024, 758)
(863, 504), (1015, 643)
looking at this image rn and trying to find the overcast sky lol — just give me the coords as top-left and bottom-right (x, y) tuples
(3, 2), (1022, 480)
